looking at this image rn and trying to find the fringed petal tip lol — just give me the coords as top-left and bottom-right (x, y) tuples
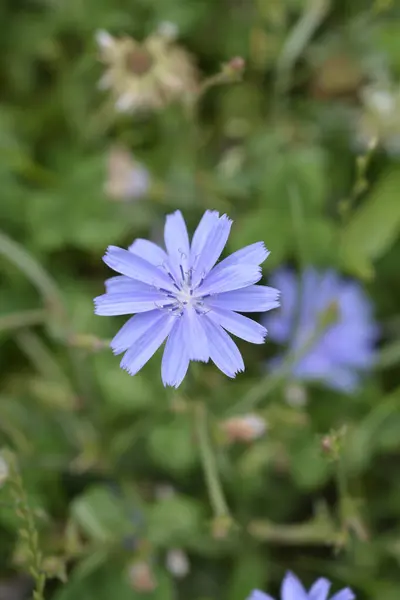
(93, 296), (103, 314)
(257, 241), (270, 263)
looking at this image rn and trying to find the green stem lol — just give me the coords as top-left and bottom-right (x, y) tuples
(4, 451), (46, 600)
(335, 451), (352, 539)
(376, 339), (400, 370)
(0, 231), (66, 323)
(339, 138), (377, 221)
(195, 403), (230, 519)
(16, 330), (73, 390)
(249, 513), (343, 547)
(289, 184), (308, 271)
(0, 231), (95, 401)
(274, 0), (330, 100)
(0, 309), (46, 334)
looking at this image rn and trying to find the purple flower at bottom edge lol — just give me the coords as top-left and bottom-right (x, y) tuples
(94, 210), (280, 387)
(247, 571), (355, 600)
(263, 267), (379, 393)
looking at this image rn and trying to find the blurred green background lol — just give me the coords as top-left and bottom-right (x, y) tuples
(1, 0), (400, 598)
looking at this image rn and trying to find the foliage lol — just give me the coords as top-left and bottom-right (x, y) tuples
(0, 0), (400, 599)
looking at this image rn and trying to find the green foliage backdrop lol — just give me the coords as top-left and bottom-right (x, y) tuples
(1, 0), (400, 598)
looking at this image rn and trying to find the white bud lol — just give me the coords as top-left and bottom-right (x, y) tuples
(366, 88), (396, 115)
(284, 383), (307, 407)
(154, 484), (176, 500)
(166, 548), (189, 578)
(157, 21), (179, 41)
(127, 561), (157, 592)
(221, 414), (267, 443)
(0, 455), (8, 487)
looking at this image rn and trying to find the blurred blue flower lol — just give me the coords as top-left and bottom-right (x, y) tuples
(95, 210), (279, 387)
(264, 267), (378, 392)
(247, 571), (355, 600)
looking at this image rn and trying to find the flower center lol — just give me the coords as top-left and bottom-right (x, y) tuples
(126, 47), (154, 76)
(175, 287), (195, 307)
(159, 263), (207, 315)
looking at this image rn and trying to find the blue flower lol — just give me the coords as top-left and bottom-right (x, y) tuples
(247, 571), (355, 600)
(95, 210), (280, 387)
(263, 267), (378, 392)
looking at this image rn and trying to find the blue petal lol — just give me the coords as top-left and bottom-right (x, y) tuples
(105, 276), (154, 294)
(198, 265), (262, 296)
(162, 316), (190, 387)
(103, 246), (174, 291)
(206, 285), (280, 312)
(203, 316), (244, 377)
(164, 210), (190, 284)
(330, 589), (355, 600)
(111, 310), (165, 354)
(281, 572), (308, 600)
(190, 210), (220, 268)
(191, 214), (232, 287)
(294, 353), (360, 392)
(308, 578), (331, 600)
(128, 238), (168, 266)
(265, 269), (298, 343)
(94, 291), (171, 315)
(182, 307), (209, 362)
(246, 592), (275, 600)
(120, 313), (175, 376)
(207, 307), (267, 344)
(212, 242), (269, 275)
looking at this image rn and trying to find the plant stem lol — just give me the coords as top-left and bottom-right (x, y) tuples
(0, 231), (66, 322)
(274, 0), (330, 100)
(4, 451), (46, 600)
(195, 402), (230, 519)
(0, 309), (46, 334)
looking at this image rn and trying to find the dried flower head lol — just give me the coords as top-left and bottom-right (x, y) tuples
(96, 29), (198, 113)
(105, 145), (150, 201)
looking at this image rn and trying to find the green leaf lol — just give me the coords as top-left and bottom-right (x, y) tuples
(147, 416), (198, 473)
(228, 553), (267, 600)
(290, 436), (330, 490)
(345, 390), (400, 473)
(340, 169), (400, 278)
(147, 495), (204, 547)
(95, 353), (158, 414)
(54, 562), (174, 600)
(71, 485), (134, 543)
(229, 207), (291, 268)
